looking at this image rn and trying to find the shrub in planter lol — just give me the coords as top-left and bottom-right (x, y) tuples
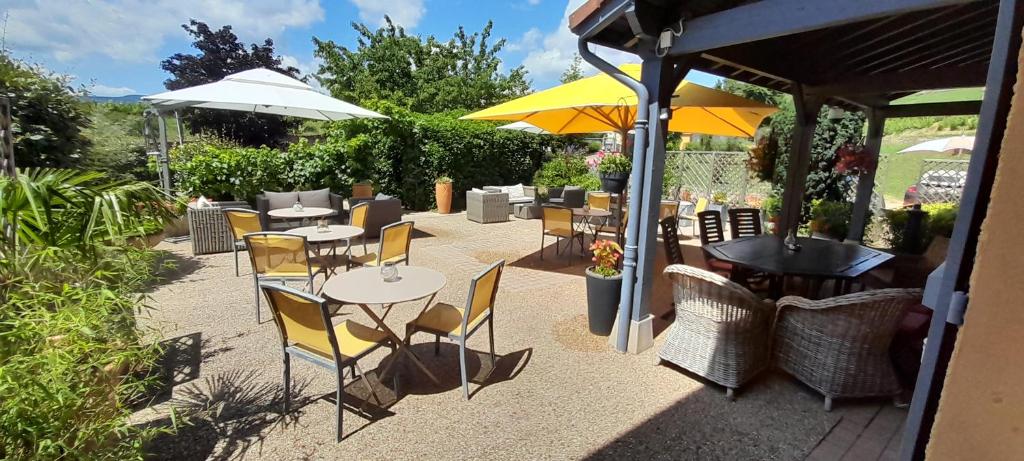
(435, 176), (453, 214)
(884, 203), (958, 253)
(591, 152), (631, 194)
(585, 240), (623, 336)
(810, 199), (853, 240)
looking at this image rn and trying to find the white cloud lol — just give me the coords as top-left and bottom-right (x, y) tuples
(520, 0), (635, 88)
(527, 0), (543, 5)
(4, 0), (325, 63)
(88, 83), (137, 97)
(349, 0), (426, 29)
(280, 55), (319, 77)
(506, 27), (542, 52)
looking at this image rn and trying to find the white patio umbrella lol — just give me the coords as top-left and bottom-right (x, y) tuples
(497, 121), (551, 134)
(142, 68), (388, 192)
(898, 135), (975, 154)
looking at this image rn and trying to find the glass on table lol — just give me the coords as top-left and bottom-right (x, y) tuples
(380, 261), (399, 282)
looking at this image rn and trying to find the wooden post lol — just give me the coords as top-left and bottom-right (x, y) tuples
(847, 108), (886, 242)
(777, 85), (824, 235)
(0, 97), (14, 178)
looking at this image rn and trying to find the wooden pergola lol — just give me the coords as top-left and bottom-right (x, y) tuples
(569, 1), (1021, 459)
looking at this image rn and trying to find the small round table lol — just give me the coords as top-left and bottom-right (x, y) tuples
(286, 225), (364, 274)
(268, 207), (336, 227)
(572, 207), (613, 243)
(322, 266), (447, 383)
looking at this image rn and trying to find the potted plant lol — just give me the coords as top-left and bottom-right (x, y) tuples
(435, 176), (453, 214)
(809, 199), (853, 240)
(762, 194), (782, 233)
(707, 191), (729, 221)
(585, 239), (623, 336)
(835, 142), (877, 176)
(591, 151), (631, 195)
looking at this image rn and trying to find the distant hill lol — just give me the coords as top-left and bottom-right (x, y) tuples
(83, 94), (145, 104)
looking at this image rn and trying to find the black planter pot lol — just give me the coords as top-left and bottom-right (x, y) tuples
(599, 172), (629, 195)
(585, 267), (622, 336)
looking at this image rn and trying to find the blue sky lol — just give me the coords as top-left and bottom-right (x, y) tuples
(4, 0), (718, 97)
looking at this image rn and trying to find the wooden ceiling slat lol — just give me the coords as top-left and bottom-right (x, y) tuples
(867, 25), (995, 73)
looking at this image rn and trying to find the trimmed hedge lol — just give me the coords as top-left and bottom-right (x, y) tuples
(172, 106), (552, 210)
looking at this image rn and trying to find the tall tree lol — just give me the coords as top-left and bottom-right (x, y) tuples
(313, 17), (530, 113)
(161, 20), (300, 147)
(560, 53), (585, 84)
(0, 53), (91, 168)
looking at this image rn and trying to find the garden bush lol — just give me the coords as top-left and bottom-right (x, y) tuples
(884, 203), (959, 253)
(533, 153), (600, 191)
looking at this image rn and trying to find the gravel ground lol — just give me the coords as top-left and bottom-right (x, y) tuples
(134, 211), (842, 460)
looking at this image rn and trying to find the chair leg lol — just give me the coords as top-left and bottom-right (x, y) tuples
(362, 236), (367, 256)
(487, 315), (496, 368)
(233, 245), (240, 277)
(824, 396), (833, 412)
(726, 387), (736, 401)
(434, 334), (441, 355)
(355, 362), (383, 407)
(253, 275), (261, 324)
(283, 354), (291, 415)
(540, 234), (544, 260)
(336, 369), (345, 442)
(458, 338), (470, 400)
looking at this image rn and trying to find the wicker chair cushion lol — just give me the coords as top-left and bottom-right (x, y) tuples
(298, 188), (331, 208)
(264, 191), (298, 210)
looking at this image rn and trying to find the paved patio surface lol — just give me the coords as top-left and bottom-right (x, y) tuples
(134, 211), (901, 460)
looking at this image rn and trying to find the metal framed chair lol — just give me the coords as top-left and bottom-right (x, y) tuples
(773, 288), (923, 410)
(679, 197), (710, 234)
(348, 221), (413, 268)
(659, 200), (680, 221)
(405, 260), (505, 399)
(659, 216), (685, 266)
(260, 283), (394, 441)
(540, 205), (584, 260)
(697, 210), (734, 278)
(728, 207), (763, 239)
(348, 201), (370, 255)
(223, 208), (263, 277)
(587, 192), (612, 211)
(244, 232), (326, 323)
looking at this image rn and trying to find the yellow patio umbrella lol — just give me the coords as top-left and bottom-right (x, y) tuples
(462, 64), (776, 138)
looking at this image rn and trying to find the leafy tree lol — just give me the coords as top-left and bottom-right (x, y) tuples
(0, 53), (91, 168)
(161, 20), (300, 147)
(313, 17), (531, 113)
(560, 53), (585, 84)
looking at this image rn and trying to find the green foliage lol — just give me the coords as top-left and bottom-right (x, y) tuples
(313, 18), (530, 113)
(161, 20), (300, 147)
(682, 135), (750, 152)
(810, 199), (853, 240)
(560, 53), (586, 84)
(762, 193), (782, 218)
(596, 153), (631, 174)
(80, 102), (157, 181)
(883, 115), (977, 136)
(533, 153), (598, 190)
(589, 239), (622, 277)
(0, 53), (91, 168)
(436, 176), (452, 184)
(883, 203), (959, 253)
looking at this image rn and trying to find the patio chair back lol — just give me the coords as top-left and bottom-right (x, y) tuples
(244, 232), (314, 278)
(697, 210), (726, 245)
(463, 260), (505, 333)
(542, 205), (574, 236)
(261, 283), (340, 362)
(588, 192), (611, 211)
(659, 217), (685, 266)
(728, 208), (763, 239)
(660, 201), (680, 221)
(378, 221), (414, 264)
(349, 202), (369, 229)
(223, 208), (262, 240)
(694, 197), (709, 213)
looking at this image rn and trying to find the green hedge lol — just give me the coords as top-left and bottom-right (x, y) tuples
(172, 106), (553, 210)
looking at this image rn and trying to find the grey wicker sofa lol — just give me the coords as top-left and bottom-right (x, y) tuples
(255, 189), (344, 230)
(773, 288), (922, 411)
(658, 264), (776, 399)
(187, 200), (251, 255)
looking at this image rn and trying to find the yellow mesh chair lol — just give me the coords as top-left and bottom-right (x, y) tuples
(348, 202), (370, 255)
(587, 192), (612, 211)
(244, 232), (326, 323)
(223, 208), (263, 277)
(348, 221), (413, 268)
(680, 197), (710, 235)
(660, 200), (680, 220)
(261, 283), (393, 442)
(540, 205), (583, 261)
(405, 260), (505, 400)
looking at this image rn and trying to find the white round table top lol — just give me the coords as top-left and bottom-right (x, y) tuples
(267, 207), (336, 219)
(322, 266), (447, 305)
(285, 225), (364, 243)
(572, 207), (612, 218)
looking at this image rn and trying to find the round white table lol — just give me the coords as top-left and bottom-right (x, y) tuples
(268, 207), (336, 228)
(286, 225), (364, 275)
(322, 266), (447, 383)
(572, 207), (613, 244)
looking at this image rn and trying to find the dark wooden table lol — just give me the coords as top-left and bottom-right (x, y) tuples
(703, 235), (894, 298)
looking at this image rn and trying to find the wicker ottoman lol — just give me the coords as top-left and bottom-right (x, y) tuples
(513, 204), (542, 219)
(187, 201), (251, 255)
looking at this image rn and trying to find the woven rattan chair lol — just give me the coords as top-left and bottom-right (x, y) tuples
(697, 210), (734, 278)
(348, 221), (413, 269)
(727, 208), (763, 239)
(260, 283), (394, 442)
(223, 208), (263, 277)
(659, 216), (685, 266)
(773, 288), (923, 411)
(658, 264), (776, 399)
(540, 205), (583, 261)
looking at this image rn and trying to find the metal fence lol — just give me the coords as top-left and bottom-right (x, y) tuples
(663, 151), (772, 205)
(916, 159), (970, 205)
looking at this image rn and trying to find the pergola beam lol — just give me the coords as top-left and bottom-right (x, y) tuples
(667, 0), (979, 56)
(805, 63), (988, 96)
(777, 85), (825, 236)
(879, 100), (983, 118)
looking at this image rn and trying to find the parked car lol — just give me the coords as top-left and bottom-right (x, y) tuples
(904, 170), (967, 206)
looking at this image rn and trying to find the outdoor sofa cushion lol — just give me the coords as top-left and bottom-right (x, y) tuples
(298, 188), (332, 208)
(263, 191), (298, 210)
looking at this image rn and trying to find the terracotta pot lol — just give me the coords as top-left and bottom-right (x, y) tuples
(435, 182), (453, 214)
(352, 182), (373, 199)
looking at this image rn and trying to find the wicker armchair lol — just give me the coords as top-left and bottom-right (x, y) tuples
(466, 190), (510, 223)
(658, 264), (776, 399)
(773, 288), (923, 411)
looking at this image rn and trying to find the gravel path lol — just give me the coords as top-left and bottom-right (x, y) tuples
(135, 211), (841, 460)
